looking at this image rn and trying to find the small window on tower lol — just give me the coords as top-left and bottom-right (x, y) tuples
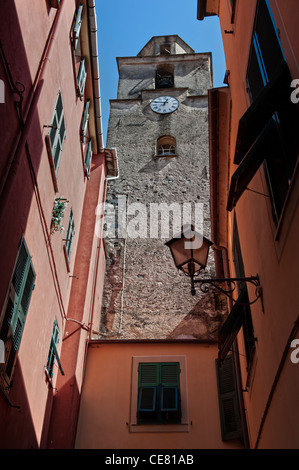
(160, 44), (171, 55)
(156, 65), (174, 89)
(156, 136), (176, 157)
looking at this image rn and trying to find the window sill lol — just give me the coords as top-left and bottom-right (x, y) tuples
(129, 423), (189, 433)
(155, 154), (177, 159)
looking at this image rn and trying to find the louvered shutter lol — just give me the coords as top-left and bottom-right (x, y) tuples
(216, 355), (243, 441)
(0, 238), (35, 382)
(81, 100), (90, 141)
(49, 91), (66, 173)
(138, 363), (159, 414)
(73, 4), (83, 50)
(160, 362), (180, 411)
(65, 209), (75, 261)
(46, 320), (64, 378)
(77, 58), (87, 97)
(84, 139), (93, 178)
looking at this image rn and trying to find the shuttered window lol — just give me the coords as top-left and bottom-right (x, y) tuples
(49, 91), (66, 174)
(247, 0), (284, 101)
(64, 209), (75, 262)
(46, 319), (64, 379)
(0, 237), (35, 386)
(230, 0), (299, 224)
(81, 100), (90, 142)
(137, 362), (181, 424)
(73, 4), (83, 52)
(216, 354), (243, 441)
(77, 58), (87, 97)
(84, 139), (93, 178)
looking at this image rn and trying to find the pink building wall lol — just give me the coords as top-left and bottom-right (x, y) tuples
(0, 0), (108, 448)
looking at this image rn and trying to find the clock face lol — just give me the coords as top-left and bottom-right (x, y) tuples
(150, 96), (179, 114)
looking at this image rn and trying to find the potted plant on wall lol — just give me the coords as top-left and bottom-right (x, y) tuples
(51, 196), (68, 234)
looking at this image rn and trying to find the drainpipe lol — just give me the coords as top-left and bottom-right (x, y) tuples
(87, 0), (104, 153)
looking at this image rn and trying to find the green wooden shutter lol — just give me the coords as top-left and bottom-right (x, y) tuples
(85, 139), (93, 178)
(1, 238), (35, 381)
(65, 209), (75, 261)
(46, 319), (64, 378)
(138, 363), (159, 387)
(77, 58), (87, 97)
(160, 362), (180, 415)
(160, 362), (180, 386)
(81, 100), (90, 141)
(73, 4), (83, 50)
(49, 91), (66, 173)
(216, 354), (243, 441)
(138, 363), (159, 417)
(218, 290), (247, 363)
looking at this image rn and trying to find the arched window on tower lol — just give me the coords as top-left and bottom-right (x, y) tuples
(156, 65), (174, 89)
(156, 136), (177, 157)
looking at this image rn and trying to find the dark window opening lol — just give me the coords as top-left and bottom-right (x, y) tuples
(216, 354), (243, 441)
(156, 65), (174, 89)
(137, 362), (181, 425)
(156, 136), (176, 157)
(242, 0), (299, 223)
(232, 216), (255, 368)
(160, 44), (171, 55)
(230, 0), (237, 23)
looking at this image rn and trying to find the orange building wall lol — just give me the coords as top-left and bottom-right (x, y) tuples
(214, 0), (299, 448)
(75, 341), (244, 449)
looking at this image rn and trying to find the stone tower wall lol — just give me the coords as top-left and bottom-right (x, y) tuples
(100, 37), (227, 340)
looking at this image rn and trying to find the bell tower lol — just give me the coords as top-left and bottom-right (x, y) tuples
(100, 35), (224, 339)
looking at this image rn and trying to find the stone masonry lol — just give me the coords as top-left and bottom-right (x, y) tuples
(100, 36), (227, 339)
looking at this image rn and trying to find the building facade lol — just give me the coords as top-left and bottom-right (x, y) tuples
(0, 0), (117, 448)
(198, 0), (299, 448)
(75, 36), (246, 450)
(75, 339), (244, 449)
(101, 35), (223, 341)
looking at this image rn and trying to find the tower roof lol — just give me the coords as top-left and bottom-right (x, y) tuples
(137, 35), (195, 57)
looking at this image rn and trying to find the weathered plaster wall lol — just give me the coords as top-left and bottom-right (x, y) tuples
(101, 38), (226, 340)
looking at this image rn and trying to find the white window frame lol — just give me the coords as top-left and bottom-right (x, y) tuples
(130, 355), (189, 433)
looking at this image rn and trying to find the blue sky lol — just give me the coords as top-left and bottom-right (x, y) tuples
(95, 0), (226, 146)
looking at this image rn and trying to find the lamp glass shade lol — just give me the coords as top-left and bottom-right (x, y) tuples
(165, 225), (213, 276)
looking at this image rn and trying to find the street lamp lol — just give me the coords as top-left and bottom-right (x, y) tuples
(165, 225), (262, 306)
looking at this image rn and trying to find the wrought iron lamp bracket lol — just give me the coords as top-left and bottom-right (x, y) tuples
(191, 274), (263, 310)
